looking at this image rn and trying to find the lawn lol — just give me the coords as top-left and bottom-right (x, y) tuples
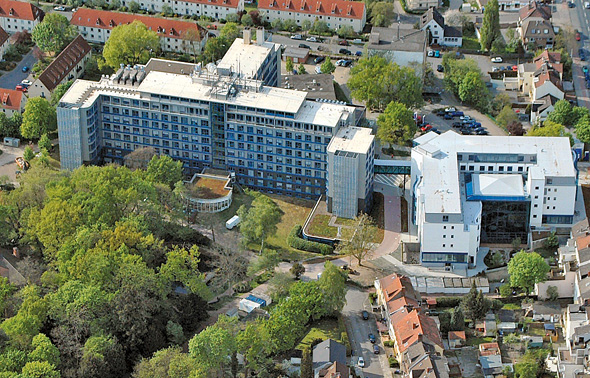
(296, 318), (346, 351)
(466, 336), (495, 346)
(308, 214), (338, 239)
(462, 36), (481, 51)
(503, 303), (522, 310)
(335, 217), (357, 227)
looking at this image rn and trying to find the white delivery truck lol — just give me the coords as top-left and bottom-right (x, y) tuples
(226, 215), (240, 230)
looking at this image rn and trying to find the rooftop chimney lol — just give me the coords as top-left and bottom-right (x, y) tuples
(256, 27), (265, 46)
(243, 28), (251, 45)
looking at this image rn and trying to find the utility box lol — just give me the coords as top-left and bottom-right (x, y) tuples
(3, 137), (20, 147)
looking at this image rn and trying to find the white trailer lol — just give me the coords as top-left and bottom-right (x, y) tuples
(226, 215), (240, 229)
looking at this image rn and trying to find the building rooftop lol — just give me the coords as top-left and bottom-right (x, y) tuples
(0, 88), (23, 111)
(281, 73), (337, 101)
(0, 0), (42, 20)
(368, 26), (427, 53)
(217, 36), (279, 80)
(0, 26), (8, 46)
(327, 126), (374, 155)
(312, 339), (347, 368)
(258, 0), (365, 20)
(38, 35), (92, 92)
(71, 8), (208, 40)
(519, 1), (551, 21)
(470, 174), (525, 198)
(393, 310), (443, 353)
(412, 131), (575, 215)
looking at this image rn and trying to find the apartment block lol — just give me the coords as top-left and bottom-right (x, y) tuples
(411, 131), (577, 269)
(0, 0), (43, 33)
(116, 0), (243, 19)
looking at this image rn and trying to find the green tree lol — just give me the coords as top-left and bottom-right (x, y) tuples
(133, 347), (195, 378)
(20, 361), (60, 378)
(444, 57), (481, 95)
(527, 120), (573, 145)
(290, 262), (305, 279)
(286, 57), (294, 73)
(103, 21), (159, 69)
(28, 333), (60, 367)
(128, 1), (140, 12)
(572, 106), (590, 126)
(462, 282), (489, 320)
(298, 63), (307, 74)
(21, 97), (57, 140)
(544, 232), (559, 249)
(203, 36), (230, 63)
(236, 320), (272, 378)
(491, 93), (512, 115)
(23, 146), (35, 162)
(241, 14), (253, 26)
(496, 105), (519, 128)
(79, 334), (126, 378)
(161, 4), (173, 16)
(271, 18), (283, 30)
(547, 99), (573, 126)
(159, 246), (210, 298)
(38, 134), (52, 153)
(337, 213), (376, 266)
(507, 121), (525, 136)
(499, 283), (512, 297)
(0, 285), (47, 349)
(480, 0), (501, 51)
(219, 22), (240, 43)
(50, 81), (73, 106)
(450, 306), (465, 331)
(337, 25), (356, 39)
(146, 155), (183, 188)
(267, 272), (294, 301)
(300, 347), (312, 378)
(546, 285), (559, 301)
(0, 277), (14, 315)
(301, 20), (311, 31)
(508, 250), (550, 295)
(458, 71), (488, 111)
(237, 192), (281, 250)
(310, 20), (329, 35)
(320, 58), (336, 74)
(317, 261), (347, 316)
(248, 249), (280, 276)
(377, 101), (416, 147)
(370, 2), (395, 27)
(32, 13), (77, 53)
(576, 115), (590, 143)
(188, 316), (237, 377)
(166, 320), (184, 345)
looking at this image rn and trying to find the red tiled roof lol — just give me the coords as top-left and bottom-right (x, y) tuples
(534, 51), (562, 73)
(519, 1), (551, 21)
(479, 342), (500, 356)
(0, 26), (8, 46)
(71, 9), (208, 41)
(0, 0), (42, 21)
(535, 70), (562, 90)
(258, 0), (365, 20)
(393, 310), (443, 354)
(448, 331), (466, 340)
(578, 234), (590, 250)
(379, 273), (420, 303)
(386, 296), (419, 316)
(38, 35), (91, 91)
(0, 88), (22, 110)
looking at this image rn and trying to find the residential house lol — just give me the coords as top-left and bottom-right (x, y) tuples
(479, 354), (503, 377)
(557, 305), (590, 378)
(476, 320), (497, 337)
(0, 88), (25, 117)
(518, 1), (551, 25)
(420, 7), (462, 47)
(448, 331), (466, 348)
(401, 339), (450, 378)
(521, 51), (565, 122)
(406, 0), (439, 12)
(0, 0), (43, 33)
(117, 0), (243, 20)
(282, 46), (310, 64)
(392, 309), (444, 362)
(0, 26), (9, 60)
(498, 322), (518, 334)
(28, 35), (92, 99)
(71, 9), (208, 54)
(531, 94), (560, 124)
(519, 19), (555, 51)
(312, 339), (347, 378)
(479, 342), (501, 356)
(532, 69), (564, 101)
(375, 273), (422, 337)
(524, 302), (562, 323)
(258, 0), (366, 33)
(367, 26), (427, 76)
(527, 336), (544, 348)
(316, 361), (348, 378)
(476, 0), (524, 11)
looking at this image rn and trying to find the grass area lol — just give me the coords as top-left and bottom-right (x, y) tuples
(188, 177), (230, 199)
(466, 336), (495, 346)
(503, 303), (522, 310)
(244, 4), (258, 13)
(462, 36), (481, 51)
(308, 214), (338, 239)
(296, 318), (345, 351)
(335, 217), (357, 227)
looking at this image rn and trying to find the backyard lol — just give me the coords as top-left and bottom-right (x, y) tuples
(296, 317), (348, 351)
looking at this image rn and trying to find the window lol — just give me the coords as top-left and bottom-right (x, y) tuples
(443, 215), (449, 222)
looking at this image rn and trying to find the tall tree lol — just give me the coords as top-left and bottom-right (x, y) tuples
(237, 192), (281, 250)
(21, 98), (57, 140)
(103, 21), (159, 69)
(337, 213), (376, 266)
(576, 115), (590, 143)
(298, 63), (307, 74)
(182, 28), (204, 62)
(32, 13), (77, 53)
(133, 347), (196, 378)
(377, 101), (417, 147)
(286, 57), (294, 74)
(188, 316), (237, 378)
(496, 105), (519, 128)
(317, 262), (347, 316)
(320, 58), (336, 74)
(462, 282), (489, 320)
(450, 306), (465, 331)
(146, 155), (183, 189)
(507, 121), (525, 136)
(458, 71), (488, 111)
(370, 2), (395, 27)
(527, 120), (574, 145)
(480, 0), (501, 51)
(508, 250), (550, 295)
(29, 333), (60, 367)
(219, 22), (240, 43)
(547, 99), (573, 126)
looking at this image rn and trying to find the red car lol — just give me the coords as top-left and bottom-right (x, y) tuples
(512, 65), (518, 71)
(338, 40), (349, 46)
(420, 124), (432, 132)
(15, 85), (27, 92)
(576, 32), (582, 41)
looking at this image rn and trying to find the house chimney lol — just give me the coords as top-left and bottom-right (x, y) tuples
(413, 323), (420, 329)
(256, 27), (265, 46)
(243, 28), (251, 45)
(12, 246), (19, 258)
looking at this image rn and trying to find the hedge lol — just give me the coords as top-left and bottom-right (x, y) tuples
(435, 297), (462, 308)
(288, 225), (333, 255)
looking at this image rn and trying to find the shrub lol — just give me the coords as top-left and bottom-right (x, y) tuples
(491, 299), (503, 311)
(287, 225), (333, 255)
(341, 332), (351, 356)
(234, 281), (252, 293)
(435, 297), (462, 308)
(499, 284), (512, 298)
(388, 357), (399, 367)
(383, 340), (395, 347)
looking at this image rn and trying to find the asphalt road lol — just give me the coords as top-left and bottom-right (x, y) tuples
(0, 50), (37, 90)
(342, 287), (392, 378)
(566, 0), (590, 108)
(271, 34), (364, 56)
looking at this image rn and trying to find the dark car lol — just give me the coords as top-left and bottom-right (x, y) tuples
(443, 113), (453, 120)
(436, 110), (446, 116)
(342, 60), (353, 67)
(369, 333), (376, 343)
(586, 81), (590, 89)
(461, 128), (472, 135)
(355, 51), (362, 56)
(299, 43), (311, 49)
(437, 64), (444, 72)
(431, 128), (441, 134)
(313, 56), (325, 64)
(339, 48), (352, 55)
(580, 48), (587, 61)
(453, 111), (464, 117)
(452, 122), (463, 128)
(373, 345), (380, 354)
(476, 129), (489, 135)
(21, 66), (29, 73)
(569, 1), (575, 7)
(362, 310), (369, 320)
(338, 40), (349, 46)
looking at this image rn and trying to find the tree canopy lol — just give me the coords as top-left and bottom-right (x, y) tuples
(32, 13), (77, 53)
(21, 97), (57, 140)
(103, 21), (159, 69)
(237, 192), (281, 249)
(480, 0), (502, 51)
(376, 101), (416, 147)
(508, 250), (550, 294)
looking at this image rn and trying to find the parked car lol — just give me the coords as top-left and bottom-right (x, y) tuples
(452, 122), (463, 128)
(15, 85), (27, 92)
(491, 56), (503, 63)
(369, 333), (376, 343)
(436, 110), (446, 116)
(569, 1), (575, 6)
(453, 111), (464, 117)
(460, 115), (471, 121)
(21, 66), (29, 73)
(585, 1), (590, 8)
(355, 51), (362, 56)
(290, 34), (303, 40)
(434, 50), (440, 58)
(306, 36), (318, 42)
(373, 345), (380, 354)
(427, 50), (434, 57)
(461, 128), (472, 135)
(584, 66), (589, 73)
(53, 5), (66, 10)
(586, 81), (590, 89)
(336, 59), (346, 66)
(358, 357), (365, 368)
(443, 113), (453, 120)
(314, 56), (325, 64)
(437, 64), (444, 72)
(317, 45), (326, 51)
(342, 60), (352, 67)
(338, 40), (349, 46)
(580, 48), (587, 61)
(21, 79), (32, 86)
(315, 66), (322, 74)
(492, 67), (499, 72)
(512, 65), (518, 71)
(339, 48), (352, 55)
(504, 66), (511, 71)
(420, 124), (432, 132)
(576, 31), (582, 41)
(362, 310), (369, 320)
(476, 129), (489, 135)
(298, 43), (310, 49)
(445, 107), (456, 112)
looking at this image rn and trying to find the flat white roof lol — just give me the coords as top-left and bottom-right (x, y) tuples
(217, 38), (277, 79)
(413, 131), (575, 215)
(327, 126), (374, 154)
(472, 174), (524, 197)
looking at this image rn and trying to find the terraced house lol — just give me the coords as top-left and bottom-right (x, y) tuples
(0, 0), (43, 33)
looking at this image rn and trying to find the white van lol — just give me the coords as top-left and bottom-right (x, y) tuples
(585, 2), (590, 9)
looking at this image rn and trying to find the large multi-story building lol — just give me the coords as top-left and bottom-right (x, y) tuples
(0, 0), (43, 33)
(258, 0), (366, 33)
(57, 35), (365, 201)
(71, 8), (208, 54)
(327, 126), (374, 218)
(411, 131), (577, 269)
(116, 0), (243, 19)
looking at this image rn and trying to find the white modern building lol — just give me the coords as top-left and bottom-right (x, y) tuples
(411, 131), (577, 268)
(327, 126), (375, 218)
(0, 0), (43, 33)
(258, 0), (366, 33)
